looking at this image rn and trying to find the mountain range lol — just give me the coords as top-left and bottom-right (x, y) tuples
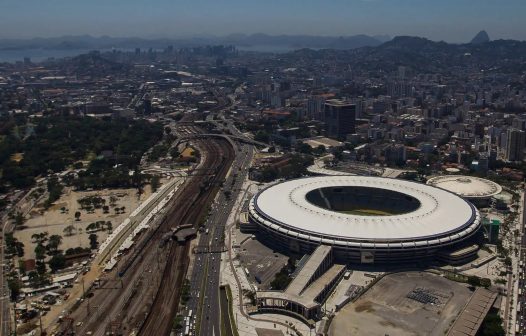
(0, 31), (507, 53)
(0, 33), (392, 51)
(288, 35), (526, 74)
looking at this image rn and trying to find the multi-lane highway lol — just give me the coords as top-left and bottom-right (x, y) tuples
(186, 125), (255, 336)
(516, 193), (526, 335)
(0, 219), (11, 336)
(138, 131), (235, 336)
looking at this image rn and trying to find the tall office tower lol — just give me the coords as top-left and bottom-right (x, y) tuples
(324, 99), (356, 139)
(505, 128), (525, 162)
(398, 66), (406, 80)
(307, 95), (326, 121)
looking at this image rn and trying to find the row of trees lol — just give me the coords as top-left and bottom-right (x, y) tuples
(4, 233), (24, 257)
(254, 154), (314, 183)
(44, 176), (64, 209)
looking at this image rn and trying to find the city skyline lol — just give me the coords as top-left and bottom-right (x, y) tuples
(0, 0), (525, 42)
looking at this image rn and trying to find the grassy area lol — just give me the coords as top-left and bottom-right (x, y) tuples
(220, 285), (239, 336)
(226, 285), (240, 336)
(195, 259), (209, 336)
(10, 152), (24, 162)
(444, 272), (468, 283)
(181, 147), (196, 158)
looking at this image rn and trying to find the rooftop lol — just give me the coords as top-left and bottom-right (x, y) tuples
(251, 176), (479, 242)
(286, 245), (332, 296)
(426, 175), (502, 199)
(447, 288), (497, 336)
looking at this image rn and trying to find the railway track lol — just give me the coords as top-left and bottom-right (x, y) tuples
(57, 123), (235, 336)
(139, 135), (235, 336)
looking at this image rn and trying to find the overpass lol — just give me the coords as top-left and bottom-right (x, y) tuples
(177, 133), (267, 147)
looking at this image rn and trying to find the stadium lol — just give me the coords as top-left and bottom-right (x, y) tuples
(248, 176), (482, 264)
(426, 175), (502, 207)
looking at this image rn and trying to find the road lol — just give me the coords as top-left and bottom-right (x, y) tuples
(184, 119), (254, 336)
(0, 178), (78, 336)
(138, 134), (234, 336)
(51, 125), (233, 335)
(0, 219), (10, 336)
(0, 185), (46, 336)
(515, 192), (526, 335)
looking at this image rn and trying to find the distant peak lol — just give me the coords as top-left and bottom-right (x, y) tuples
(470, 30), (490, 44)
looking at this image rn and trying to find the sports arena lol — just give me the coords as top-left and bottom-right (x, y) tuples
(248, 176), (482, 264)
(426, 175), (502, 207)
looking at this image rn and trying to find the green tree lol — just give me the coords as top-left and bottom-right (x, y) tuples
(31, 232), (48, 245)
(47, 235), (63, 254)
(479, 312), (505, 336)
(63, 225), (76, 236)
(18, 260), (26, 275)
(44, 176), (64, 208)
(28, 271), (41, 288)
(34, 244), (46, 261)
(74, 211), (81, 221)
(36, 261), (47, 275)
(4, 233), (18, 255)
(170, 147), (180, 159)
(88, 233), (99, 250)
(314, 145), (326, 155)
(106, 221), (113, 233)
(48, 254), (67, 272)
(8, 278), (21, 301)
(14, 211), (25, 227)
(151, 175), (161, 192)
(295, 142), (312, 155)
(254, 131), (270, 143)
(15, 241), (25, 257)
(270, 266), (292, 290)
(109, 195), (118, 207)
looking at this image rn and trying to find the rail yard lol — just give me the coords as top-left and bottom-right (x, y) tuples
(51, 121), (235, 335)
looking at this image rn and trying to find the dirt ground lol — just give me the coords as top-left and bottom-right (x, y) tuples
(329, 271), (473, 336)
(14, 185), (154, 260)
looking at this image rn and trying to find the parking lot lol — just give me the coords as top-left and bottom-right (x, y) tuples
(329, 271), (473, 336)
(238, 237), (288, 289)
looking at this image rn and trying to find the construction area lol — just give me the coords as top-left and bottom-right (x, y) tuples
(329, 272), (473, 336)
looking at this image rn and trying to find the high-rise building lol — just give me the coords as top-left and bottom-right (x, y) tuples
(324, 99), (356, 139)
(307, 96), (325, 121)
(505, 128), (525, 162)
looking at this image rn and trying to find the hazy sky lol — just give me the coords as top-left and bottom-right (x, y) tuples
(0, 0), (525, 42)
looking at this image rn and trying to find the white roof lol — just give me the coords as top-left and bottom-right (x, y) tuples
(52, 272), (77, 283)
(426, 175), (502, 199)
(251, 176), (478, 243)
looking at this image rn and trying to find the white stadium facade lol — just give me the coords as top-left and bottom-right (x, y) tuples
(248, 176), (482, 264)
(426, 175), (502, 207)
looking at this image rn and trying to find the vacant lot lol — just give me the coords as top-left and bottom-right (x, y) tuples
(329, 271), (472, 336)
(15, 186), (153, 259)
